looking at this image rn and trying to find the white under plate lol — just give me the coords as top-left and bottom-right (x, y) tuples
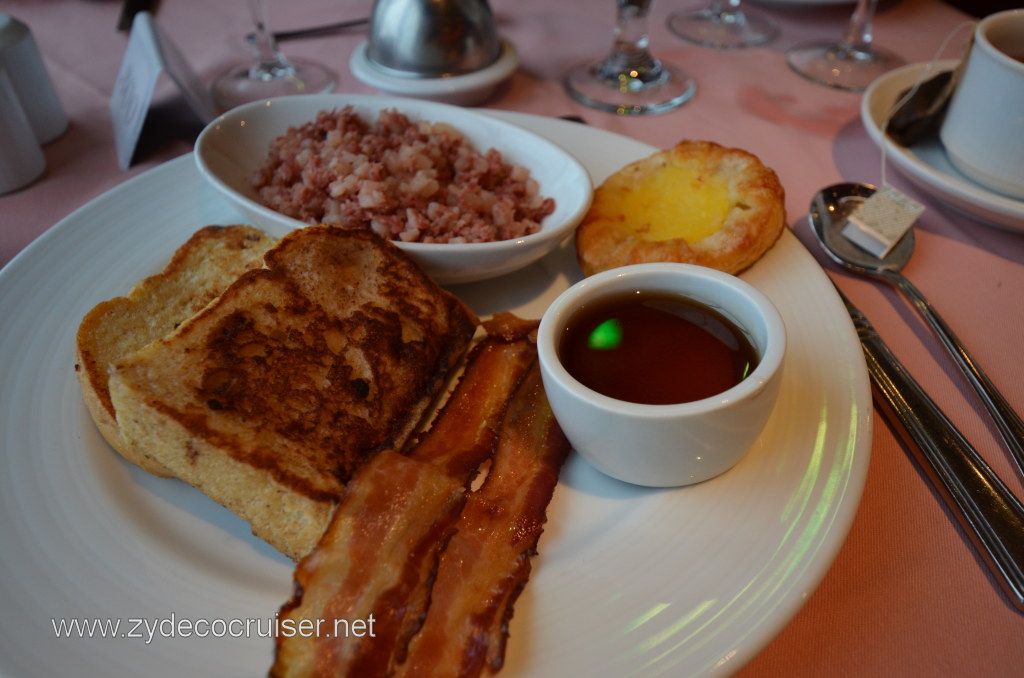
(0, 111), (871, 678)
(861, 60), (1024, 233)
(350, 39), (519, 106)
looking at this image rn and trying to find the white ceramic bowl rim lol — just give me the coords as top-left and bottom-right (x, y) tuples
(194, 94), (588, 250)
(537, 263), (786, 418)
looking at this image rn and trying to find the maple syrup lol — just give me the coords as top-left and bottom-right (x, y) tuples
(558, 291), (758, 405)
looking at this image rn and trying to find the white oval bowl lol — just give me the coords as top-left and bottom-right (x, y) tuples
(537, 263), (787, 488)
(194, 94), (593, 285)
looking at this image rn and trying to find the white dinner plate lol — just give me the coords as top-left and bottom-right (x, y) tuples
(861, 60), (1024, 233)
(0, 111), (871, 678)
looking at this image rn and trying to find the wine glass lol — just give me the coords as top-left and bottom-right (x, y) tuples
(667, 0), (779, 49)
(212, 0), (337, 111)
(564, 0), (696, 115)
(786, 0), (904, 92)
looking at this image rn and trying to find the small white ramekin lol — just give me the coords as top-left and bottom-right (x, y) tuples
(537, 263), (786, 487)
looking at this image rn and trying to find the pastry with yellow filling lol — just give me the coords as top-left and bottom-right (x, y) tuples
(575, 140), (786, 276)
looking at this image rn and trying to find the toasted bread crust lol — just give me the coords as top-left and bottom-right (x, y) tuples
(75, 225), (277, 476)
(575, 140), (786, 276)
(109, 226), (478, 559)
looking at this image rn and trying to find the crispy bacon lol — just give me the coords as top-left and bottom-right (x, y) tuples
(271, 450), (465, 678)
(393, 364), (571, 678)
(409, 334), (537, 480)
(271, 331), (539, 678)
(480, 312), (540, 343)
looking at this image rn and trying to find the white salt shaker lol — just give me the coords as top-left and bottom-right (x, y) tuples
(0, 69), (46, 194)
(0, 13), (67, 145)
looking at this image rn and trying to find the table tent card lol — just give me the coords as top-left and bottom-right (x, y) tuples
(111, 11), (216, 169)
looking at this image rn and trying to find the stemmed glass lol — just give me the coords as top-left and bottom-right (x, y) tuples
(786, 0), (904, 91)
(564, 0), (696, 115)
(667, 0), (779, 49)
(212, 0), (337, 111)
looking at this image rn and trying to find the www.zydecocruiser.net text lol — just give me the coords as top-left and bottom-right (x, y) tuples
(51, 614), (376, 645)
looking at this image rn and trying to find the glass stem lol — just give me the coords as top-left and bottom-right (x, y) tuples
(246, 0), (294, 79)
(600, 0), (664, 86)
(840, 0), (877, 52)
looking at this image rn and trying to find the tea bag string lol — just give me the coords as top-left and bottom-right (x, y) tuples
(879, 21), (977, 189)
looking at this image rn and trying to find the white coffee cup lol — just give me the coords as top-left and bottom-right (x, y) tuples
(0, 69), (46, 195)
(939, 9), (1024, 200)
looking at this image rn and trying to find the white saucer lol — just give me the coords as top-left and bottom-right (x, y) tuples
(349, 39), (518, 107)
(861, 60), (1024, 233)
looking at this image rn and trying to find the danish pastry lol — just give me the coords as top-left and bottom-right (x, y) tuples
(575, 140), (785, 276)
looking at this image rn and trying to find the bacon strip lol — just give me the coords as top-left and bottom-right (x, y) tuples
(394, 364), (571, 678)
(272, 450), (465, 678)
(409, 333), (537, 480)
(480, 311), (541, 343)
(271, 332), (538, 678)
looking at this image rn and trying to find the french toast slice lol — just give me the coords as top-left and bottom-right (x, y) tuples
(108, 226), (479, 560)
(75, 225), (277, 477)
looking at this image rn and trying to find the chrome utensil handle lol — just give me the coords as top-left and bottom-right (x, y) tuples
(845, 294), (1024, 613)
(881, 269), (1024, 481)
(245, 18), (370, 44)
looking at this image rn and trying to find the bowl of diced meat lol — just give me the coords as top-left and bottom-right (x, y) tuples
(195, 94), (593, 285)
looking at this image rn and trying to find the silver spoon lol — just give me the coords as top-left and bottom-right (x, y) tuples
(810, 182), (1024, 481)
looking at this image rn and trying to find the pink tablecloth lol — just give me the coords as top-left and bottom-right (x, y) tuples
(2, 0), (1023, 675)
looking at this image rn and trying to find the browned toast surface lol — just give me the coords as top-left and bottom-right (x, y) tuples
(75, 225), (277, 476)
(108, 225), (479, 559)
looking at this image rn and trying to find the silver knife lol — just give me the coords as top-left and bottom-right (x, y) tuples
(842, 289), (1024, 612)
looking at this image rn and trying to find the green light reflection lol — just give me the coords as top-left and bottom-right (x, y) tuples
(589, 318), (623, 350)
(623, 598), (719, 673)
(626, 602), (671, 633)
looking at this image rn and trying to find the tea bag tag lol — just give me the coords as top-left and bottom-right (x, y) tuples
(841, 185), (925, 258)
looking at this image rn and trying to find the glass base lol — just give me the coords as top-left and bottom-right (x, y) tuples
(212, 58), (337, 111)
(787, 42), (905, 92)
(563, 60), (696, 115)
(667, 8), (779, 49)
